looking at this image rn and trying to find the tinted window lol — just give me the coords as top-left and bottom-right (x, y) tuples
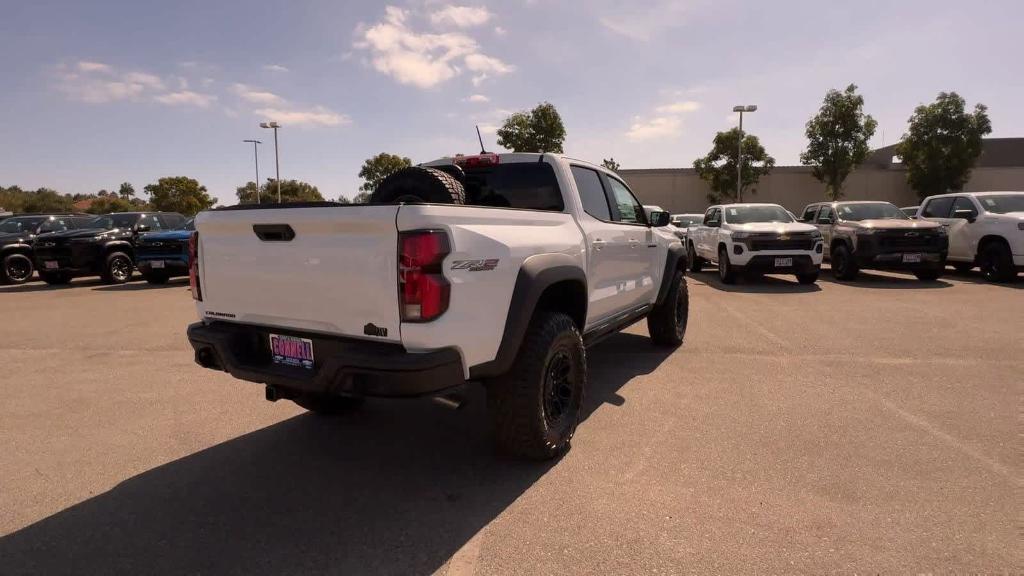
(108, 214), (140, 229)
(158, 213), (185, 229)
(463, 163), (564, 211)
(801, 205), (820, 222)
(703, 208), (720, 226)
(922, 197), (954, 218)
(0, 217), (45, 233)
(37, 218), (70, 233)
(816, 206), (834, 224)
(950, 197), (977, 217)
(605, 177), (644, 224)
(138, 214), (165, 231)
(570, 166), (611, 221)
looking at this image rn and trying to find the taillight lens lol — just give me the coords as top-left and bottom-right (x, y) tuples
(189, 231), (202, 301)
(399, 230), (450, 322)
(453, 153), (499, 168)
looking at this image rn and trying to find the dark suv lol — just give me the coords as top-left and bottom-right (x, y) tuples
(32, 212), (186, 285)
(0, 214), (92, 284)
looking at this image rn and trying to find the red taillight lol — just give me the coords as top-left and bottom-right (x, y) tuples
(189, 231), (202, 301)
(453, 153), (499, 168)
(399, 230), (450, 322)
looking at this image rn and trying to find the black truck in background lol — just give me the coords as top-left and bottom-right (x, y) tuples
(32, 212), (186, 285)
(0, 214), (92, 284)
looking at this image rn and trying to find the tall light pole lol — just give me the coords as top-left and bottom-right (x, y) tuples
(259, 121), (281, 203)
(732, 105), (757, 202)
(242, 139), (262, 204)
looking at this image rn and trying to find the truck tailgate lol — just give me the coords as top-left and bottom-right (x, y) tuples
(195, 205), (402, 343)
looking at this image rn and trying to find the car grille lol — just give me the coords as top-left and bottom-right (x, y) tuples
(138, 241), (185, 256)
(876, 232), (942, 250)
(748, 234), (816, 251)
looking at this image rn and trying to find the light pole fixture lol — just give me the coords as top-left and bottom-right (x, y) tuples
(732, 105), (757, 203)
(242, 139), (262, 204)
(259, 121), (282, 203)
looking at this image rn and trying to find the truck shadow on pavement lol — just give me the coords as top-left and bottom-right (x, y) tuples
(92, 278), (190, 292)
(0, 332), (672, 576)
(818, 268), (954, 289)
(687, 270), (822, 294)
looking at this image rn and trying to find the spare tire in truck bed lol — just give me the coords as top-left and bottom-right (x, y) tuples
(370, 166), (466, 205)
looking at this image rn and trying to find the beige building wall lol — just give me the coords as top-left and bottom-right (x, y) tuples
(619, 166), (1024, 215)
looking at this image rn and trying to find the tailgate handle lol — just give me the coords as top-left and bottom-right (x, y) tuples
(253, 224), (295, 242)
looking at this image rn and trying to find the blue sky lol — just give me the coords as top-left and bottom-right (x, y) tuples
(1, 0), (1021, 203)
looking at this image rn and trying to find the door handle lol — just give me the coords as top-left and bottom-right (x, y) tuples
(592, 239), (606, 250)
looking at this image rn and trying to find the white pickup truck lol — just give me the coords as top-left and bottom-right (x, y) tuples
(915, 191), (1024, 282)
(186, 153), (689, 459)
(687, 203), (823, 284)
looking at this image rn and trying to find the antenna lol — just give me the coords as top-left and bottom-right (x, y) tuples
(476, 125), (488, 154)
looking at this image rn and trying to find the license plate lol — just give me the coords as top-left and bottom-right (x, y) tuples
(44, 261), (58, 270)
(151, 260), (165, 269)
(269, 334), (315, 369)
(774, 257), (793, 267)
(902, 253), (922, 263)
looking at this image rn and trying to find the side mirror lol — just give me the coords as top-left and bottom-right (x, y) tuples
(952, 209), (976, 223)
(649, 211), (670, 227)
(136, 224), (151, 233)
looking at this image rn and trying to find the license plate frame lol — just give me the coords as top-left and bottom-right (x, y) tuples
(902, 253), (922, 263)
(44, 260), (59, 270)
(774, 257), (793, 268)
(269, 334), (315, 369)
(151, 260), (165, 269)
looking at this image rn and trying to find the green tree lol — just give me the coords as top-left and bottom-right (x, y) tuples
(601, 158), (620, 171)
(86, 195), (140, 214)
(800, 84), (878, 200)
(358, 153), (412, 192)
(693, 128), (775, 203)
(337, 194), (351, 204)
(97, 189), (110, 197)
(896, 92), (992, 199)
(352, 192), (371, 204)
(496, 102), (566, 153)
(23, 188), (74, 213)
(118, 182), (135, 200)
(144, 176), (217, 216)
(236, 179), (324, 204)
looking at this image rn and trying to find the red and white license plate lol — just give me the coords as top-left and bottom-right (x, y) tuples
(902, 253), (922, 263)
(151, 260), (165, 269)
(269, 334), (315, 369)
(44, 261), (59, 270)
(774, 257), (793, 267)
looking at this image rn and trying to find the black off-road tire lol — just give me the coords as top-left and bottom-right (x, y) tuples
(101, 251), (134, 284)
(796, 270), (820, 284)
(913, 267), (943, 281)
(40, 271), (72, 285)
(718, 246), (737, 284)
(2, 253), (34, 284)
(369, 166), (466, 205)
(292, 393), (365, 415)
(831, 243), (859, 280)
(687, 242), (703, 272)
(488, 312), (586, 460)
(978, 241), (1017, 283)
(647, 270), (689, 347)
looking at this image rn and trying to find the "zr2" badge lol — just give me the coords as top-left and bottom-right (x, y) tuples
(451, 259), (499, 272)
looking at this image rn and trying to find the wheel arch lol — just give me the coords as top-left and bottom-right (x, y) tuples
(655, 243), (686, 305)
(977, 234), (1010, 257)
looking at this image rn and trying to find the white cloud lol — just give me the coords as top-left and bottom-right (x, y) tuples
(494, 26), (507, 36)
(626, 115), (682, 141)
(56, 63), (153, 104)
(254, 105), (350, 127)
(263, 64), (289, 73)
(231, 83), (285, 105)
(77, 61), (112, 73)
(464, 94), (490, 103)
(429, 5), (492, 28)
(123, 71), (166, 91)
(655, 100), (701, 114)
(353, 5), (513, 89)
(600, 0), (692, 41)
(154, 90), (217, 107)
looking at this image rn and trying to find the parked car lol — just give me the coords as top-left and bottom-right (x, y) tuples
(0, 214), (91, 284)
(668, 213), (703, 241)
(187, 152), (690, 460)
(688, 203), (823, 284)
(800, 201), (947, 281)
(900, 206), (920, 218)
(135, 218), (195, 284)
(916, 191), (1024, 282)
(33, 211), (186, 285)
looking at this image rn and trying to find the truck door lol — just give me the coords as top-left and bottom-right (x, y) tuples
(815, 206), (835, 257)
(947, 196), (980, 260)
(600, 174), (658, 314)
(700, 208), (721, 261)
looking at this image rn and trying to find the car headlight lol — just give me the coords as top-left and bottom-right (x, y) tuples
(731, 231), (750, 240)
(810, 229), (822, 239)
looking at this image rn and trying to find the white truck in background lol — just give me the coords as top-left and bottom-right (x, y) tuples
(187, 153), (689, 460)
(687, 203), (824, 284)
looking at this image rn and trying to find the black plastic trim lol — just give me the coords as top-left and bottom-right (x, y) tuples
(654, 244), (686, 305)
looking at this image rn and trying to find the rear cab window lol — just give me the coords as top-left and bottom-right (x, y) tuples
(462, 162), (564, 211)
(921, 197), (954, 218)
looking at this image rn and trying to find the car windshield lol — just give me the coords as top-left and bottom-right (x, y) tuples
(82, 214), (139, 230)
(180, 219), (195, 231)
(723, 205), (793, 224)
(0, 217), (44, 233)
(671, 216), (701, 227)
(976, 194), (1024, 214)
(836, 202), (908, 221)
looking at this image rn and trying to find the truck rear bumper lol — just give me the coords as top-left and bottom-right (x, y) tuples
(187, 321), (465, 398)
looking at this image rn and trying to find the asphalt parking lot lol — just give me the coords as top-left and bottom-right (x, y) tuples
(0, 269), (1020, 574)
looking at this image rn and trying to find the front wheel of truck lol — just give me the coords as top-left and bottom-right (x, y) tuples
(292, 393), (365, 415)
(488, 311), (586, 460)
(647, 270), (689, 347)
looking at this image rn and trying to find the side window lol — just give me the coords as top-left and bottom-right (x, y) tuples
(570, 166), (611, 221)
(801, 205), (819, 222)
(157, 214), (184, 229)
(921, 197), (954, 218)
(37, 218), (70, 233)
(703, 208), (720, 226)
(604, 176), (645, 224)
(816, 206), (834, 224)
(140, 214), (164, 231)
(950, 197), (978, 218)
